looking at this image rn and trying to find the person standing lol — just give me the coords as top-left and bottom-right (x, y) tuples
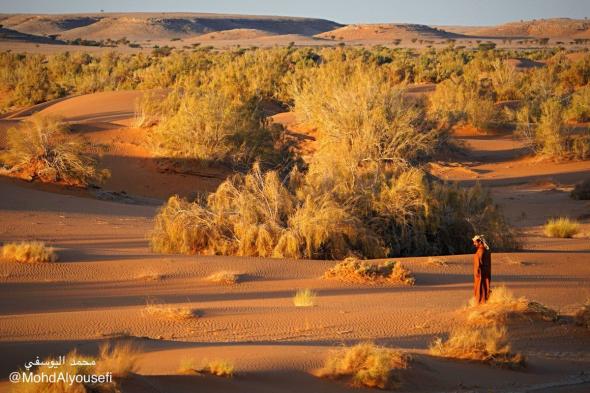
(472, 235), (491, 304)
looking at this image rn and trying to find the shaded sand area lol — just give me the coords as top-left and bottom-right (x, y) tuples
(0, 92), (589, 392)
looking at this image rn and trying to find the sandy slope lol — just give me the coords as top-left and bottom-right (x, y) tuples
(0, 91), (589, 392)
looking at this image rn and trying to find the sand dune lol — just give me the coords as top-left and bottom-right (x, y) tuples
(1, 13), (342, 42)
(316, 23), (463, 42)
(451, 18), (590, 39)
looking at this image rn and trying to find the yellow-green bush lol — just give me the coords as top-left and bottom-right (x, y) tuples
(0, 115), (109, 187)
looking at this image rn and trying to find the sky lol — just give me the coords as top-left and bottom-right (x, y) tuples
(1, 0), (589, 26)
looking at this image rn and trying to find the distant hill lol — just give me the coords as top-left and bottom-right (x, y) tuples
(447, 18), (590, 39)
(316, 23), (463, 42)
(0, 13), (342, 42)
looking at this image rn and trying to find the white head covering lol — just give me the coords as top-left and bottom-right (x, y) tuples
(472, 235), (490, 250)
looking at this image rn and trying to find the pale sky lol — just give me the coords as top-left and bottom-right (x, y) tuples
(1, 0), (589, 26)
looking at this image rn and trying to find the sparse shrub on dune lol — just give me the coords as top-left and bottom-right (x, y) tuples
(95, 342), (139, 378)
(323, 257), (415, 285)
(315, 342), (409, 389)
(544, 217), (580, 238)
(466, 286), (558, 325)
(567, 85), (590, 122)
(144, 300), (196, 321)
(0, 115), (109, 187)
(179, 359), (234, 378)
(571, 179), (590, 200)
(429, 324), (525, 369)
(1, 241), (57, 263)
(207, 271), (241, 285)
(574, 301), (590, 330)
(293, 288), (317, 307)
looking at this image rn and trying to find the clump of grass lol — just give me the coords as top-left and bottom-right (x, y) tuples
(293, 288), (317, 307)
(207, 271), (241, 285)
(323, 257), (415, 285)
(315, 342), (409, 389)
(426, 257), (448, 267)
(0, 115), (109, 187)
(429, 324), (525, 369)
(95, 342), (139, 378)
(574, 300), (590, 330)
(179, 359), (234, 378)
(1, 241), (57, 263)
(467, 286), (558, 325)
(571, 179), (590, 200)
(144, 300), (196, 320)
(544, 217), (580, 238)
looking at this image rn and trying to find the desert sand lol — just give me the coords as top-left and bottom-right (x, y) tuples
(0, 82), (589, 392)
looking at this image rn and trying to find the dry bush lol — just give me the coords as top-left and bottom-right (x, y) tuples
(571, 179), (590, 200)
(293, 288), (317, 307)
(179, 359), (234, 378)
(544, 217), (580, 238)
(0, 115), (109, 187)
(144, 300), (196, 320)
(323, 257), (415, 285)
(574, 301), (590, 330)
(95, 342), (139, 378)
(430, 324), (525, 369)
(206, 271), (241, 285)
(1, 241), (57, 263)
(467, 286), (557, 325)
(315, 342), (409, 389)
(567, 85), (590, 122)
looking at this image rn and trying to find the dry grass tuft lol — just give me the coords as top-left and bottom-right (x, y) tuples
(0, 115), (108, 187)
(179, 359), (234, 378)
(574, 301), (590, 330)
(315, 342), (409, 389)
(324, 257), (415, 285)
(293, 288), (317, 307)
(430, 324), (525, 369)
(1, 241), (57, 263)
(206, 271), (241, 285)
(144, 300), (196, 320)
(95, 342), (139, 378)
(467, 286), (558, 325)
(544, 217), (580, 238)
(426, 257), (448, 267)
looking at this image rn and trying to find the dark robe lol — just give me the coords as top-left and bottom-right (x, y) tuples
(473, 244), (492, 304)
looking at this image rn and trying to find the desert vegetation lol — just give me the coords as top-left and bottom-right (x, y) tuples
(1, 241), (57, 263)
(575, 301), (590, 330)
(0, 115), (109, 187)
(571, 179), (590, 200)
(544, 217), (581, 238)
(315, 342), (409, 389)
(144, 300), (196, 320)
(429, 324), (525, 369)
(293, 288), (317, 307)
(206, 271), (241, 285)
(323, 257), (415, 285)
(179, 358), (234, 378)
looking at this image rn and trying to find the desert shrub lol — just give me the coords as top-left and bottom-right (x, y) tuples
(544, 217), (580, 238)
(323, 257), (415, 285)
(315, 342), (409, 389)
(430, 324), (525, 369)
(567, 85), (590, 122)
(571, 179), (590, 200)
(568, 133), (590, 160)
(94, 342), (139, 378)
(574, 301), (590, 330)
(293, 288), (317, 307)
(144, 300), (196, 320)
(206, 271), (241, 285)
(179, 359), (234, 378)
(1, 241), (57, 263)
(0, 115), (109, 187)
(466, 286), (557, 325)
